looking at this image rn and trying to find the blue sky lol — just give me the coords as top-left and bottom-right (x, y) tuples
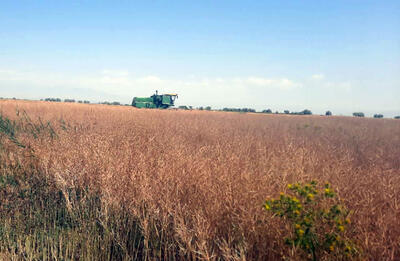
(1, 1), (399, 116)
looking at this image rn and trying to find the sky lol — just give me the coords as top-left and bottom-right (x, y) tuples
(1, 1), (399, 116)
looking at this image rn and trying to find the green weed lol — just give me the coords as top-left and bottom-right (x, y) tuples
(264, 181), (360, 260)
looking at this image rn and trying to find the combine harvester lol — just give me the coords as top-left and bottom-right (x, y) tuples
(132, 91), (178, 109)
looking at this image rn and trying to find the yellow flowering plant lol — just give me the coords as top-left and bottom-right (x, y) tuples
(264, 181), (358, 260)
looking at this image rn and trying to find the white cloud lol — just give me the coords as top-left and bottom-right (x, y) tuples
(0, 70), (306, 108)
(323, 81), (352, 92)
(0, 69), (302, 91)
(0, 70), (76, 86)
(246, 77), (273, 86)
(311, 74), (324, 80)
(101, 69), (130, 77)
(136, 75), (164, 85)
(0, 69), (17, 75)
(1, 69), (358, 110)
(2, 68), (397, 116)
(245, 77), (301, 90)
(307, 74), (352, 92)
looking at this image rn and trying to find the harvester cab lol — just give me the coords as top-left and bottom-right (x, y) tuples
(132, 91), (178, 109)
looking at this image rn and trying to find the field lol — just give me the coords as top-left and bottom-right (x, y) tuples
(0, 99), (399, 260)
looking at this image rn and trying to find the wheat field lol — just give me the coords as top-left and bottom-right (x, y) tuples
(0, 99), (399, 260)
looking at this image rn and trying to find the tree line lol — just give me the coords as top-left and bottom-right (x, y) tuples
(43, 98), (91, 104)
(42, 98), (130, 106)
(7, 97), (399, 119)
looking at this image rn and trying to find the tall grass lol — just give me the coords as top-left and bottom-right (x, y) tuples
(0, 99), (399, 260)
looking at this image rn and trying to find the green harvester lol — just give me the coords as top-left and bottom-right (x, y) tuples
(132, 91), (178, 109)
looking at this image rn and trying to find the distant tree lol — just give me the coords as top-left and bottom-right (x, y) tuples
(179, 105), (189, 110)
(262, 109), (272, 114)
(353, 112), (365, 117)
(325, 111), (332, 116)
(275, 111), (279, 114)
(111, 101), (120, 105)
(241, 108), (255, 113)
(221, 107), (255, 113)
(284, 110), (290, 114)
(77, 100), (83, 103)
(83, 100), (90, 104)
(373, 114), (383, 118)
(198, 106), (203, 110)
(64, 99), (76, 103)
(45, 98), (62, 102)
(301, 109), (312, 115)
(394, 116), (400, 119)
(205, 106), (211, 111)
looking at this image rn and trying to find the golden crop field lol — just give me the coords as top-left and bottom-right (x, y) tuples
(0, 99), (399, 260)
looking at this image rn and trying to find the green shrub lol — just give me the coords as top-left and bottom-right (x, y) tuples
(264, 181), (359, 260)
(353, 112), (364, 117)
(179, 105), (189, 110)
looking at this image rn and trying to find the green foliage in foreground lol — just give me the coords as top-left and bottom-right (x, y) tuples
(264, 181), (360, 260)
